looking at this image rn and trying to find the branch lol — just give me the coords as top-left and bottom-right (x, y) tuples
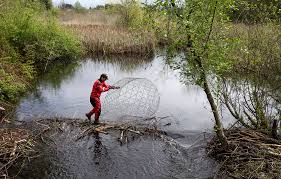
(204, 1), (218, 49)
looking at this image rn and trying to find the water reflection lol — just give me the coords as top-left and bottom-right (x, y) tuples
(221, 75), (281, 129)
(92, 54), (154, 73)
(40, 59), (81, 89)
(93, 132), (102, 164)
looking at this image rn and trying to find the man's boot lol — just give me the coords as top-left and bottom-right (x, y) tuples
(86, 109), (95, 122)
(85, 113), (91, 121)
(94, 115), (100, 125)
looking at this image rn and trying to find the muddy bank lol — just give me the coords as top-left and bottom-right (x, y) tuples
(8, 118), (217, 179)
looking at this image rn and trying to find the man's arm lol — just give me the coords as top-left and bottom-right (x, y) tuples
(103, 82), (120, 90)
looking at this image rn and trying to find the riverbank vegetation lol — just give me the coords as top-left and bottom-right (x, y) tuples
(0, 0), (82, 109)
(59, 1), (281, 75)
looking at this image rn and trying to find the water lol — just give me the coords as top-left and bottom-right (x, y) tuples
(16, 119), (216, 179)
(16, 55), (232, 131)
(14, 54), (233, 178)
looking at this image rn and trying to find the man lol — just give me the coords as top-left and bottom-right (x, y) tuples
(86, 74), (119, 124)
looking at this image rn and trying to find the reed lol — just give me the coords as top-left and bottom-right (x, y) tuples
(66, 24), (155, 56)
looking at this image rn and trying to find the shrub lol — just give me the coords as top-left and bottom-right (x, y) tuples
(117, 0), (145, 29)
(0, 0), (82, 102)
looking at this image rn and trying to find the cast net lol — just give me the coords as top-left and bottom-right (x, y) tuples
(102, 78), (160, 119)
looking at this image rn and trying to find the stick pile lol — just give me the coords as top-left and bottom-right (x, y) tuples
(208, 128), (281, 178)
(0, 128), (35, 178)
(76, 122), (169, 145)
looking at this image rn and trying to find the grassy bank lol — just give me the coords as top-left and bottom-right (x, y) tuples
(0, 1), (82, 110)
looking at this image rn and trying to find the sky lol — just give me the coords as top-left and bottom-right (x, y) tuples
(52, 0), (153, 8)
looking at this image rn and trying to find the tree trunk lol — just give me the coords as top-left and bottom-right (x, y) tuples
(203, 74), (228, 147)
(196, 58), (228, 147)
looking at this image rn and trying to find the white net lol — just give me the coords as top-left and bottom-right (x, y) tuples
(102, 78), (160, 119)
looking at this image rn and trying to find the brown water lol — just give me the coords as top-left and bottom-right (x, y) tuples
(14, 54), (233, 178)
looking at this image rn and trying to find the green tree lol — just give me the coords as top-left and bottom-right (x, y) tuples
(118, 0), (144, 28)
(230, 0), (281, 23)
(155, 0), (238, 147)
(74, 1), (86, 12)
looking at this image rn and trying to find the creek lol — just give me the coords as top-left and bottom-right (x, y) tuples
(14, 54), (234, 178)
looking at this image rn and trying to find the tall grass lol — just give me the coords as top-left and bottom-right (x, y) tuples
(67, 24), (155, 56)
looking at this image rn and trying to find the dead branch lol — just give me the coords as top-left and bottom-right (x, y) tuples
(208, 128), (281, 178)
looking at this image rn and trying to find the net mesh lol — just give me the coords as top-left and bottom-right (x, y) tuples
(102, 78), (160, 119)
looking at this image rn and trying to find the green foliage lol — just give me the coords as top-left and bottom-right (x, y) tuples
(155, 0), (237, 83)
(50, 7), (60, 16)
(74, 1), (86, 13)
(142, 4), (172, 43)
(229, 0), (281, 23)
(39, 0), (53, 10)
(0, 62), (34, 101)
(0, 0), (82, 102)
(225, 23), (281, 78)
(117, 0), (145, 29)
(149, 0), (281, 77)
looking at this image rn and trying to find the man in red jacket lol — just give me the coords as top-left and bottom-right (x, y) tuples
(86, 74), (119, 124)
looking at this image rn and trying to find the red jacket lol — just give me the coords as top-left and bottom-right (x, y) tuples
(90, 80), (111, 98)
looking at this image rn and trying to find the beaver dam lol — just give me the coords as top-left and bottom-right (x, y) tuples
(3, 117), (281, 178)
(1, 118), (216, 178)
(208, 128), (281, 178)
